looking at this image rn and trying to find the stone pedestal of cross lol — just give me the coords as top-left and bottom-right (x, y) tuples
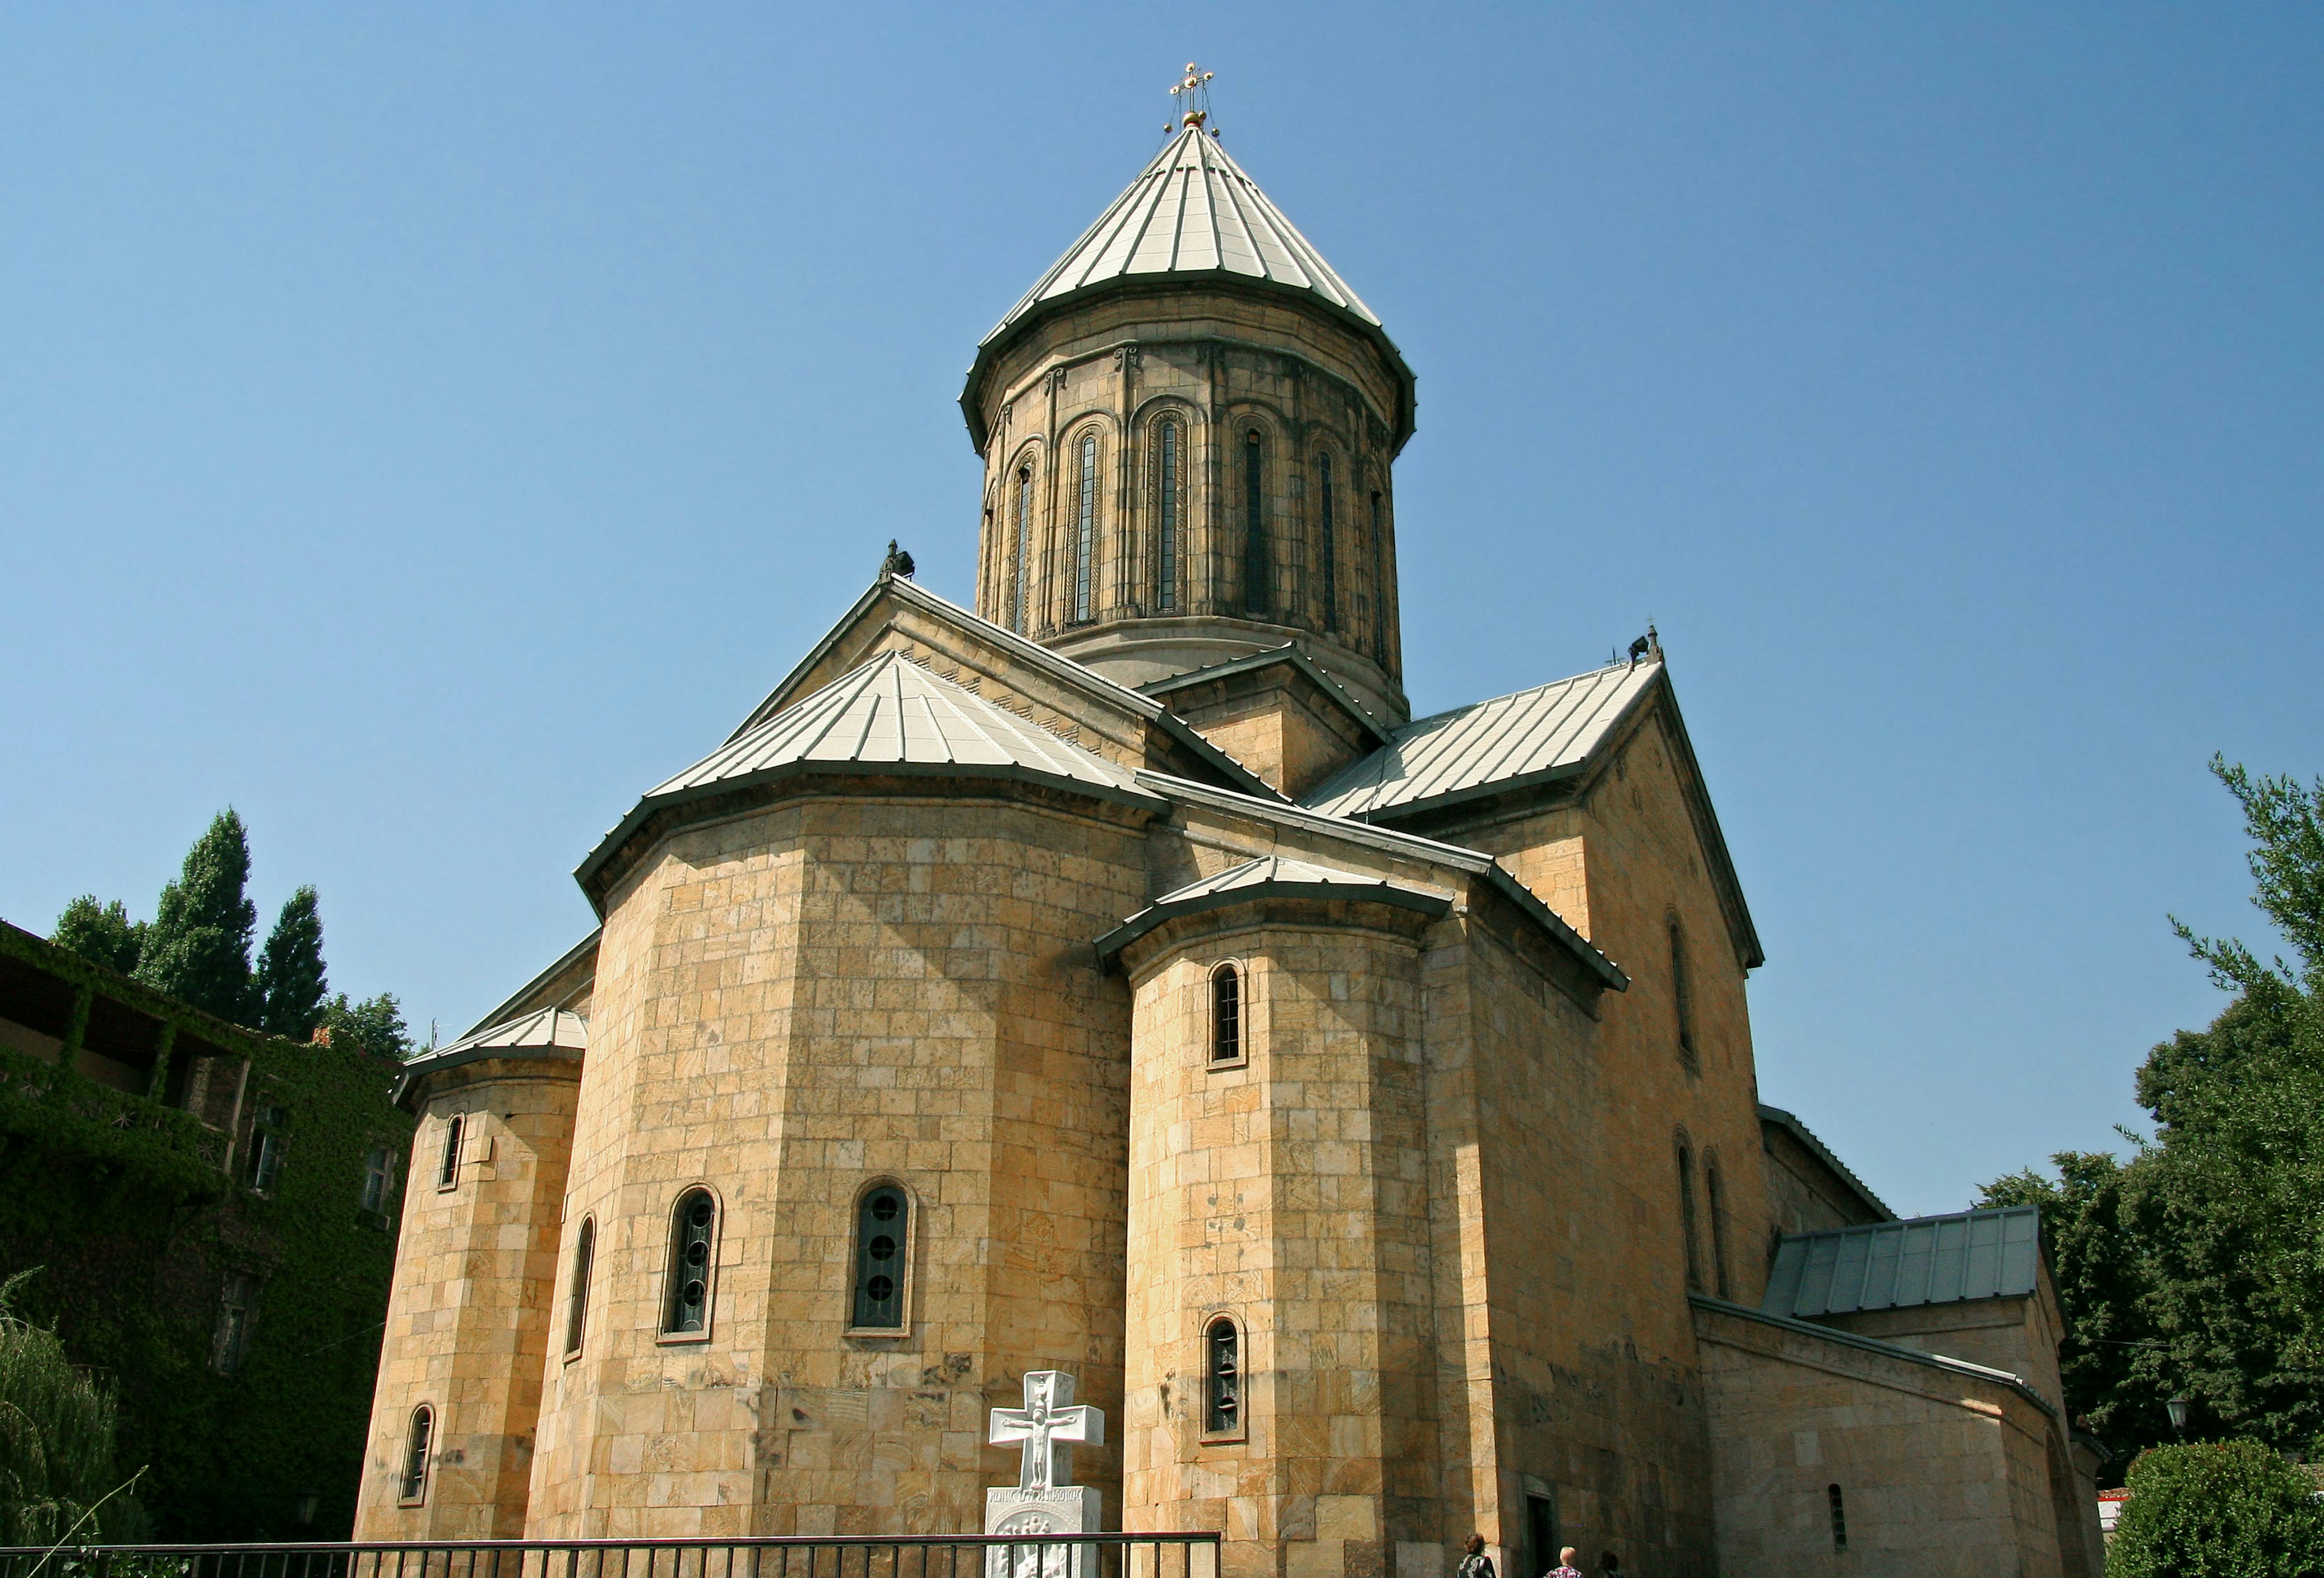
(985, 1371), (1105, 1578)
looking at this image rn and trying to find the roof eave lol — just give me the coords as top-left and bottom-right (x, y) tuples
(1142, 642), (1393, 748)
(960, 271), (1417, 457)
(1095, 879), (1451, 965)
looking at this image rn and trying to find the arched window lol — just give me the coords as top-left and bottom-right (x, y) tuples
(1705, 1159), (1731, 1299)
(1316, 452), (1338, 633)
(852, 1184), (910, 1330)
(1676, 1137), (1703, 1292)
(1072, 432), (1098, 623)
(564, 1217), (594, 1358)
(663, 1188), (717, 1336)
(436, 1113), (464, 1191)
(1211, 964), (1242, 1064)
(398, 1404), (433, 1504)
(1011, 463), (1035, 634)
(1242, 431), (1270, 615)
(1154, 419), (1181, 612)
(1827, 1484), (1848, 1553)
(1368, 490), (1387, 658)
(1670, 919), (1697, 1072)
(1204, 1316), (1241, 1435)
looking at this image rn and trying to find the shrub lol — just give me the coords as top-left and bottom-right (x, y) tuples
(0, 1271), (140, 1545)
(2108, 1439), (2324, 1577)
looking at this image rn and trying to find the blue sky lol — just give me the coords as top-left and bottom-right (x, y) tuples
(2, 5), (2317, 1216)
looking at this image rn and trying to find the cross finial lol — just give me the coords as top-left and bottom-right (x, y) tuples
(1166, 63), (1218, 137)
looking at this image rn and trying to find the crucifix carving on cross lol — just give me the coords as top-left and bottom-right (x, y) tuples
(988, 1370), (1103, 1494)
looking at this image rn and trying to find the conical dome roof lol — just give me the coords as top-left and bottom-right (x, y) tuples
(962, 127), (1414, 451)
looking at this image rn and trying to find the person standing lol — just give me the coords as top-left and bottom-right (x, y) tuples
(1546, 1548), (1584, 1578)
(1455, 1534), (1495, 1578)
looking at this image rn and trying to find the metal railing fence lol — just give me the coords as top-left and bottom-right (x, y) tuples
(0, 1531), (1221, 1578)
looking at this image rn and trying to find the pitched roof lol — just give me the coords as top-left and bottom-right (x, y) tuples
(576, 650), (1165, 898)
(1095, 854), (1452, 960)
(1759, 1103), (1896, 1223)
(963, 129), (1415, 453)
(1139, 642), (1393, 746)
(393, 1006), (586, 1105)
(1763, 1205), (2044, 1320)
(1302, 660), (1660, 820)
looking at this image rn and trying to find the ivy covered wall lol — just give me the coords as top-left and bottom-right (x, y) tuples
(0, 921), (415, 1539)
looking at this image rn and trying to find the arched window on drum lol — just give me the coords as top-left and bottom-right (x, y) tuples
(662, 1188), (718, 1337)
(852, 1184), (910, 1331)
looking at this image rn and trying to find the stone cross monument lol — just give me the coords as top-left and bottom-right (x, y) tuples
(985, 1371), (1104, 1578)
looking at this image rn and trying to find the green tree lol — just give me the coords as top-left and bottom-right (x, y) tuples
(48, 897), (144, 976)
(0, 1271), (139, 1545)
(134, 810), (258, 1025)
(318, 991), (414, 1059)
(2106, 1440), (2324, 1577)
(255, 886), (329, 1040)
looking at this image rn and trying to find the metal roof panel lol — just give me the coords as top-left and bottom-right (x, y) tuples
(1764, 1205), (2044, 1320)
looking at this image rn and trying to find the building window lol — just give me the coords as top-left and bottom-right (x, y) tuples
(1011, 463), (1035, 634)
(1705, 1159), (1731, 1299)
(1670, 919), (1697, 1071)
(1828, 1484), (1848, 1553)
(1155, 419), (1181, 612)
(361, 1145), (398, 1214)
(1676, 1138), (1702, 1292)
(212, 1274), (257, 1375)
(245, 1106), (286, 1192)
(1072, 432), (1098, 623)
(852, 1184), (910, 1330)
(662, 1188), (717, 1336)
(436, 1113), (465, 1191)
(1204, 1316), (1240, 1436)
(1368, 490), (1387, 659)
(1210, 964), (1242, 1064)
(1316, 452), (1338, 633)
(399, 1405), (433, 1505)
(565, 1216), (595, 1358)
(1242, 431), (1270, 615)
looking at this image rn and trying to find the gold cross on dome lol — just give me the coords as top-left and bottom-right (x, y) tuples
(1167, 63), (1215, 134)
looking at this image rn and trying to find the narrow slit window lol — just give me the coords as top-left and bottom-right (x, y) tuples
(1205, 1317), (1240, 1435)
(1073, 433), (1097, 623)
(436, 1113), (465, 1191)
(1012, 464), (1034, 634)
(852, 1185), (910, 1329)
(1211, 964), (1242, 1064)
(1706, 1161), (1731, 1299)
(1242, 432), (1269, 615)
(399, 1405), (433, 1504)
(1317, 452), (1338, 632)
(1368, 491), (1386, 657)
(663, 1189), (717, 1335)
(565, 1217), (595, 1357)
(1828, 1484), (1848, 1553)
(1156, 421), (1180, 612)
(1671, 920), (1697, 1070)
(1677, 1141), (1702, 1292)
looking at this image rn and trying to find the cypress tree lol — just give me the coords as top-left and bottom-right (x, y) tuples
(50, 896), (145, 976)
(255, 886), (329, 1041)
(135, 810), (259, 1025)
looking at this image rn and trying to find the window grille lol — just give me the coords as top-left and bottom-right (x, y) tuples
(1204, 1317), (1240, 1435)
(852, 1185), (909, 1329)
(399, 1406), (433, 1504)
(437, 1113), (465, 1191)
(1073, 433), (1098, 622)
(1155, 420), (1180, 612)
(1242, 433), (1269, 614)
(663, 1189), (717, 1335)
(1211, 965), (1242, 1063)
(1828, 1484), (1848, 1552)
(1317, 453), (1337, 632)
(565, 1217), (595, 1356)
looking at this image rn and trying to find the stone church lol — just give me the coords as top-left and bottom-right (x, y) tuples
(358, 88), (2106, 1578)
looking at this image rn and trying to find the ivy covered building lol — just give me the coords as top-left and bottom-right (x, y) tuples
(0, 919), (413, 1539)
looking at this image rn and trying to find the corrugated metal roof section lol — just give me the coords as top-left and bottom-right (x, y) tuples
(1155, 853), (1446, 907)
(984, 127), (1379, 345)
(1301, 660), (1660, 820)
(651, 649), (1144, 800)
(1763, 1205), (2043, 1320)
(432, 1007), (588, 1060)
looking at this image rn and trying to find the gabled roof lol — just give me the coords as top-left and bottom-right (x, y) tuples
(1763, 1205), (2044, 1320)
(1302, 660), (1660, 820)
(1759, 1103), (1895, 1223)
(1140, 642), (1394, 747)
(727, 572), (1282, 803)
(962, 129), (1416, 453)
(577, 649), (1166, 898)
(393, 1007), (586, 1105)
(1095, 854), (1452, 961)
